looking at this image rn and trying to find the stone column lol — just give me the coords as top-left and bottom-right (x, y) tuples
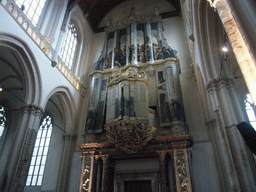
(101, 155), (110, 192)
(207, 0), (256, 106)
(207, 78), (241, 191)
(157, 151), (169, 192)
(7, 104), (43, 192)
(173, 149), (193, 192)
(207, 77), (256, 191)
(57, 133), (77, 192)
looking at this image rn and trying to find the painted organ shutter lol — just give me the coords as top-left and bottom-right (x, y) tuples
(94, 79), (108, 132)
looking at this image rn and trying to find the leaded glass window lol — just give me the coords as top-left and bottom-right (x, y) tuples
(26, 115), (53, 186)
(245, 94), (256, 130)
(15, 0), (46, 26)
(60, 22), (78, 70)
(0, 106), (6, 141)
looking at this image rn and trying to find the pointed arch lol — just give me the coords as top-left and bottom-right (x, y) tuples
(0, 34), (42, 105)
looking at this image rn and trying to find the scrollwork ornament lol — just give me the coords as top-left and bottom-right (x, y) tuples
(105, 120), (155, 153)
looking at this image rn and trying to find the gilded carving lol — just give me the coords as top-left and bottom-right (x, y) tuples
(108, 67), (147, 86)
(81, 157), (91, 192)
(105, 120), (155, 153)
(174, 149), (192, 192)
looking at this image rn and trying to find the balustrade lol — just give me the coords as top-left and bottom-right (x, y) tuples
(1, 0), (85, 94)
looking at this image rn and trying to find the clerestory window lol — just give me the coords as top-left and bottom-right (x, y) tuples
(15, 0), (46, 26)
(60, 22), (78, 70)
(245, 93), (256, 130)
(26, 115), (53, 186)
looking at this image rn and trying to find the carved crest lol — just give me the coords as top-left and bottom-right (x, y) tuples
(105, 120), (155, 153)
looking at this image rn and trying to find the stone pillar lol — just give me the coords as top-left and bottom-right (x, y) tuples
(130, 22), (138, 65)
(207, 78), (241, 191)
(101, 155), (110, 192)
(207, 77), (256, 191)
(207, 0), (256, 106)
(164, 59), (186, 135)
(57, 133), (77, 192)
(173, 149), (193, 192)
(157, 151), (169, 192)
(7, 104), (43, 192)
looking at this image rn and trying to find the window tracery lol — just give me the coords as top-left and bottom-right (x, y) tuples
(26, 115), (53, 186)
(15, 0), (46, 26)
(60, 22), (78, 70)
(245, 94), (256, 130)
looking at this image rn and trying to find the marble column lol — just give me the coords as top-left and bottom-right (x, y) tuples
(173, 149), (193, 192)
(157, 151), (169, 192)
(101, 155), (110, 192)
(207, 0), (256, 106)
(7, 104), (43, 192)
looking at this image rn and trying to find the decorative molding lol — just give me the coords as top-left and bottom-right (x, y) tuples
(107, 67), (147, 87)
(105, 120), (156, 154)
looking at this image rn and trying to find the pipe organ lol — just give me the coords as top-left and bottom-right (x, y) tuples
(80, 7), (193, 192)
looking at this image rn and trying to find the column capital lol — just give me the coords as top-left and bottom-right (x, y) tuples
(21, 104), (44, 116)
(206, 76), (235, 92)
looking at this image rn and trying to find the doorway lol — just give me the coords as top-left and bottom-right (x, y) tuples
(124, 180), (152, 192)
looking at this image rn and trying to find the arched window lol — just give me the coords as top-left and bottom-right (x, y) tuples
(0, 105), (7, 144)
(26, 115), (53, 186)
(60, 22), (78, 70)
(15, 0), (47, 26)
(245, 94), (256, 130)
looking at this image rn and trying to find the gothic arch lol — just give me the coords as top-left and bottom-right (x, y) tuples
(43, 86), (76, 133)
(0, 34), (42, 105)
